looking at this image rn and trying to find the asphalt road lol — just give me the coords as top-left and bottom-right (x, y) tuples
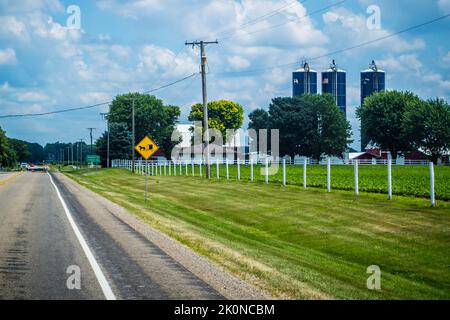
(0, 171), (223, 300)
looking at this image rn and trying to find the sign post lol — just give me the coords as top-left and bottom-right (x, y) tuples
(134, 136), (159, 203)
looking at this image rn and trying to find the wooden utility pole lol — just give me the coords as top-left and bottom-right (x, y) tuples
(87, 128), (96, 155)
(185, 40), (218, 179)
(132, 98), (136, 173)
(101, 112), (110, 168)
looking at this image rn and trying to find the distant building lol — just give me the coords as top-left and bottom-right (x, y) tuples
(322, 60), (346, 114)
(174, 124), (247, 161)
(292, 62), (317, 97)
(360, 60), (386, 151)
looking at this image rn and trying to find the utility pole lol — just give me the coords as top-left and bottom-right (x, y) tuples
(101, 112), (110, 168)
(132, 98), (136, 173)
(185, 40), (218, 179)
(79, 139), (84, 165)
(87, 128), (96, 155)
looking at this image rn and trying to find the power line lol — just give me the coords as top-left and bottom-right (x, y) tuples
(220, 0), (346, 41)
(214, 12), (450, 76)
(0, 73), (199, 119)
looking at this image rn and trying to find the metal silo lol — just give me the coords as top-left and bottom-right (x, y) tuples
(360, 60), (385, 151)
(292, 62), (318, 98)
(321, 60), (346, 114)
(361, 60), (385, 104)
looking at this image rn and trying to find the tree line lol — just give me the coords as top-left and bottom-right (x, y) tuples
(0, 126), (93, 168)
(0, 126), (46, 168)
(96, 93), (244, 166)
(249, 94), (352, 162)
(358, 91), (450, 163)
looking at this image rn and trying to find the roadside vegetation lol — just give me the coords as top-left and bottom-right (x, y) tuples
(65, 168), (450, 300)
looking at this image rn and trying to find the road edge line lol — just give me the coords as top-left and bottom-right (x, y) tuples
(0, 172), (23, 186)
(47, 172), (117, 300)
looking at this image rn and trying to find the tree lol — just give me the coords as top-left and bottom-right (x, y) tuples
(248, 108), (270, 135)
(403, 98), (450, 164)
(357, 90), (420, 159)
(188, 100), (244, 143)
(0, 126), (10, 167)
(24, 142), (45, 163)
(267, 94), (352, 161)
(108, 93), (181, 159)
(96, 123), (132, 167)
(8, 138), (30, 163)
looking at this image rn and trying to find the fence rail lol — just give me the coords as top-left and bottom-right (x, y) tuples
(111, 158), (448, 206)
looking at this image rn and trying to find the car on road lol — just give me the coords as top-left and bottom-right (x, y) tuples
(27, 164), (48, 172)
(20, 163), (29, 170)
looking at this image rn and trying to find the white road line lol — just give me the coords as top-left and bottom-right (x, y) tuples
(47, 172), (117, 300)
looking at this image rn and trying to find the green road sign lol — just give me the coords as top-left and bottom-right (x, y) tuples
(86, 155), (100, 164)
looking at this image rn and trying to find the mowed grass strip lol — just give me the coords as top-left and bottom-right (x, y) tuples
(209, 164), (450, 201)
(65, 169), (450, 300)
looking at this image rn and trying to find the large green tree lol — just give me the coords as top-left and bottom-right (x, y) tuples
(107, 93), (180, 159)
(267, 94), (352, 161)
(0, 126), (11, 167)
(96, 123), (132, 166)
(8, 138), (30, 163)
(357, 90), (420, 159)
(403, 98), (450, 164)
(24, 142), (45, 163)
(188, 100), (244, 143)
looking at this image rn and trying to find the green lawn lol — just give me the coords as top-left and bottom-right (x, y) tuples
(65, 168), (450, 300)
(205, 164), (450, 201)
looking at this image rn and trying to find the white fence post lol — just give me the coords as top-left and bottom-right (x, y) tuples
(303, 157), (307, 190)
(185, 161), (188, 176)
(173, 161), (176, 176)
(388, 157), (393, 200)
(282, 159), (286, 186)
(430, 162), (436, 207)
(192, 160), (195, 177)
(237, 160), (241, 181)
(226, 160), (229, 180)
(354, 160), (359, 195)
(327, 157), (331, 193)
(179, 161), (182, 176)
(199, 161), (202, 177)
(250, 160), (254, 182)
(169, 161), (172, 176)
(265, 158), (269, 185)
(216, 159), (220, 179)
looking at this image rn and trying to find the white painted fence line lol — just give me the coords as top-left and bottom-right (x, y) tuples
(112, 158), (443, 206)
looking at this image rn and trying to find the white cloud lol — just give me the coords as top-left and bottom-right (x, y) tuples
(0, 0), (63, 14)
(442, 51), (450, 65)
(0, 16), (28, 40)
(438, 0), (450, 12)
(15, 91), (48, 102)
(137, 45), (198, 78)
(227, 55), (251, 71)
(0, 48), (17, 64)
(80, 92), (111, 104)
(322, 8), (426, 53)
(378, 54), (423, 73)
(97, 0), (164, 19)
(98, 33), (111, 41)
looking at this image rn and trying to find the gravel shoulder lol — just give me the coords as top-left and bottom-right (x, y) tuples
(56, 172), (270, 300)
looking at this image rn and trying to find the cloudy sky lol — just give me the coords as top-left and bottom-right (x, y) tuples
(0, 0), (449, 150)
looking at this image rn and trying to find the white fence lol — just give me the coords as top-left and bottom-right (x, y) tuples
(111, 158), (441, 207)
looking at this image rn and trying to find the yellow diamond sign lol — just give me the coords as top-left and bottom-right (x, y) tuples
(135, 136), (159, 160)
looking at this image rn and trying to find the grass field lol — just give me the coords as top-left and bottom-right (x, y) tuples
(65, 168), (450, 300)
(175, 163), (450, 201)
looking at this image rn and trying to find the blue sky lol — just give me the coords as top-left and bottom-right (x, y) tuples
(0, 0), (449, 150)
